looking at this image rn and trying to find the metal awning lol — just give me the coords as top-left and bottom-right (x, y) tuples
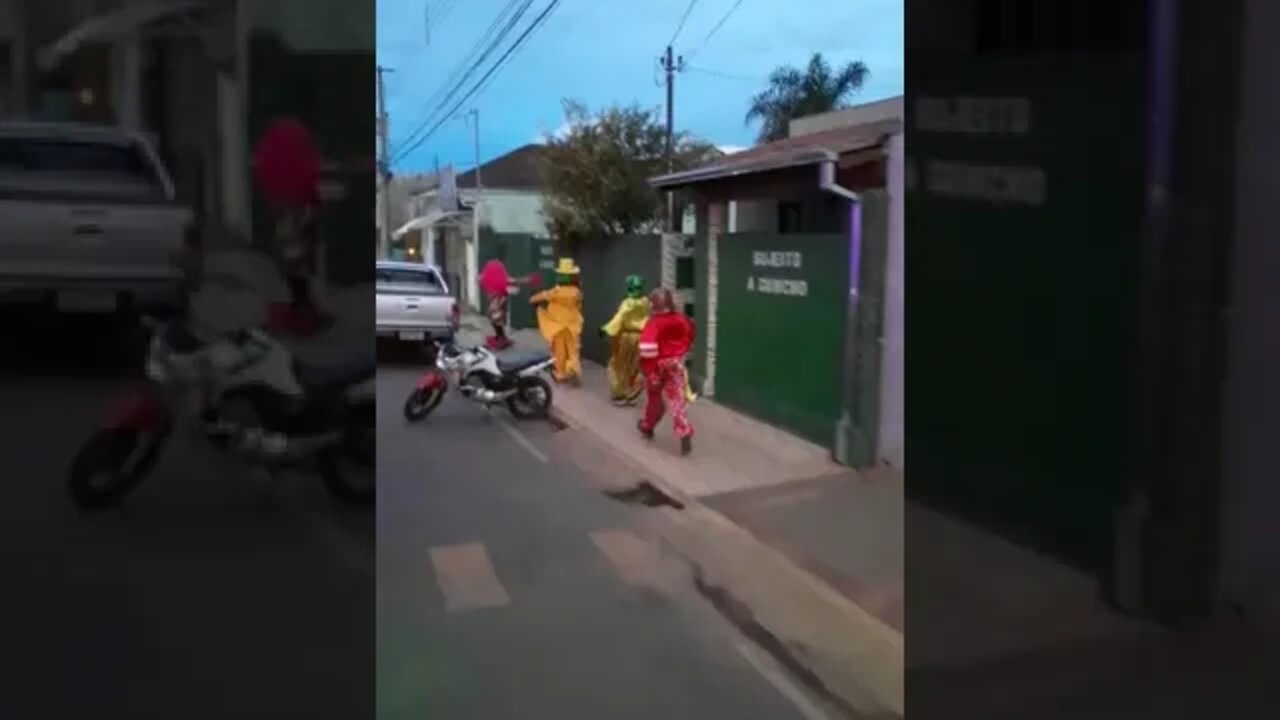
(393, 209), (471, 239)
(650, 149), (839, 190)
(37, 0), (211, 72)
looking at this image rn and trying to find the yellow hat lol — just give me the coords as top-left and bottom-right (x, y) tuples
(555, 258), (580, 275)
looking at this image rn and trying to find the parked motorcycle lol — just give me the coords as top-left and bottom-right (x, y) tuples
(67, 312), (376, 509)
(403, 340), (554, 421)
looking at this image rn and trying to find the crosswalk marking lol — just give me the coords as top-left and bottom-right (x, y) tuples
(429, 543), (511, 613)
(589, 529), (679, 591)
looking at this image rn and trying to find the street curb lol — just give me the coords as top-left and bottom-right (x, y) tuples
(549, 402), (905, 717)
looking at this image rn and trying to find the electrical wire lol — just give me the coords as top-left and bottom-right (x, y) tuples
(686, 0), (745, 59)
(684, 64), (763, 83)
(465, 0), (563, 109)
(393, 0), (533, 162)
(394, 0), (563, 164)
(669, 0), (701, 46)
(395, 0), (533, 161)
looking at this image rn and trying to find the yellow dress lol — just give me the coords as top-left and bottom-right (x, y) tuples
(531, 285), (584, 381)
(603, 297), (650, 402)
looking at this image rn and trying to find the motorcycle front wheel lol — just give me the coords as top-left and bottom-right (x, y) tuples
(403, 387), (445, 422)
(67, 426), (171, 509)
(507, 376), (553, 420)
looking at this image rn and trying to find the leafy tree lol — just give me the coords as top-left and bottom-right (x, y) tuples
(745, 53), (870, 143)
(539, 100), (719, 246)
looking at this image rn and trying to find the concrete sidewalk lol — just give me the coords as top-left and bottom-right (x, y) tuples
(459, 318), (842, 496)
(704, 468), (904, 633)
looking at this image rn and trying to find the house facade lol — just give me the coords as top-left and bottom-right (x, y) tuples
(396, 144), (554, 310)
(652, 103), (904, 470)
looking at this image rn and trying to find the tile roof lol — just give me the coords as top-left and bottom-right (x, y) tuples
(455, 144), (552, 190)
(650, 120), (898, 189)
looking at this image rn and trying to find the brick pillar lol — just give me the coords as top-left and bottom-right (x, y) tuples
(704, 201), (726, 398)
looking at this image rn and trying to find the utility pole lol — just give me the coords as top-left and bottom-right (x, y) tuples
(660, 46), (685, 231)
(467, 108), (482, 308)
(376, 64), (394, 259)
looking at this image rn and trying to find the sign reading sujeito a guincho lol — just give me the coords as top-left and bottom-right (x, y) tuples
(747, 250), (809, 297)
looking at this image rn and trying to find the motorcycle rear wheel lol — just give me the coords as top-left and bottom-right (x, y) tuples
(67, 426), (171, 509)
(507, 376), (553, 420)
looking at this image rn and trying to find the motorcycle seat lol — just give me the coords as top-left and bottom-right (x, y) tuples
(496, 348), (552, 375)
(293, 351), (376, 390)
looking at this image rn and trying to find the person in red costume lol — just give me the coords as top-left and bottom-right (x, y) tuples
(253, 117), (332, 335)
(637, 288), (696, 455)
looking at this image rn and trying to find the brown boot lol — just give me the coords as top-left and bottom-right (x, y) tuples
(637, 420), (654, 440)
(680, 436), (692, 456)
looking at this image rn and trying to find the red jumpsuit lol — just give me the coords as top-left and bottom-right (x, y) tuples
(637, 311), (696, 439)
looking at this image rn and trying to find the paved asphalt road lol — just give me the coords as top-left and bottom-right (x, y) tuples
(0, 311), (374, 718)
(0, 308), (837, 719)
(376, 356), (839, 720)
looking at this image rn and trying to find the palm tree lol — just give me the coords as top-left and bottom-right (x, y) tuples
(745, 53), (870, 144)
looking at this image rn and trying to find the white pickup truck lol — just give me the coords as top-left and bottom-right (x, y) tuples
(375, 260), (459, 344)
(0, 121), (192, 314)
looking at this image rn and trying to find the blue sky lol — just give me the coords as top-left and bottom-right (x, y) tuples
(377, 0), (903, 174)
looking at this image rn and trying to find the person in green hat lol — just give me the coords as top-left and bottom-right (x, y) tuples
(599, 274), (650, 405)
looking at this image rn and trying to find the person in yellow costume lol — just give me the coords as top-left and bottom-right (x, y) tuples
(529, 258), (584, 384)
(599, 274), (650, 405)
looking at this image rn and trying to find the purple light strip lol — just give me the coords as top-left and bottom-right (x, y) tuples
(848, 201), (863, 299)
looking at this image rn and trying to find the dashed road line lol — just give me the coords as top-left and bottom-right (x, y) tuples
(429, 542), (512, 613)
(499, 418), (549, 463)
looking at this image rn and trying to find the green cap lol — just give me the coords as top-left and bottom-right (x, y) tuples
(625, 275), (644, 297)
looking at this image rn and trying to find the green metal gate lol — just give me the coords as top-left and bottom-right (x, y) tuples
(715, 232), (849, 447)
(907, 54), (1145, 569)
(478, 232), (556, 330)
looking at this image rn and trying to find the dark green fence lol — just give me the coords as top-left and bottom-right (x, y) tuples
(907, 53), (1145, 569)
(714, 232), (850, 447)
(575, 235), (664, 365)
(477, 231), (556, 330)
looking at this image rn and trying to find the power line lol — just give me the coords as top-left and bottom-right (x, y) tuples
(687, 0), (746, 59)
(433, 0), (461, 26)
(394, 0), (533, 161)
(465, 0), (565, 109)
(395, 0), (532, 160)
(394, 0), (563, 165)
(684, 64), (763, 83)
(669, 0), (701, 46)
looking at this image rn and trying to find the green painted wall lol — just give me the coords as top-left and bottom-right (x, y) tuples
(576, 235), (664, 365)
(715, 232), (849, 447)
(477, 231), (556, 330)
(907, 54), (1145, 569)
